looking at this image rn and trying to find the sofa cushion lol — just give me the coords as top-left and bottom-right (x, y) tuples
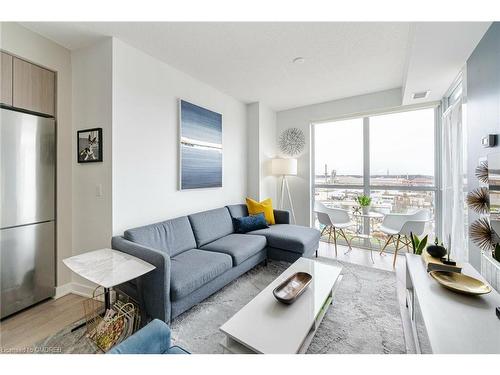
(248, 224), (320, 254)
(188, 207), (234, 247)
(170, 249), (232, 300)
(124, 216), (196, 257)
(246, 197), (275, 225)
(226, 204), (249, 218)
(200, 234), (267, 265)
(232, 213), (268, 234)
(227, 204), (291, 225)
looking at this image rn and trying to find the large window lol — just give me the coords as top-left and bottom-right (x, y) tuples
(313, 107), (439, 249)
(314, 118), (363, 186)
(370, 109), (435, 187)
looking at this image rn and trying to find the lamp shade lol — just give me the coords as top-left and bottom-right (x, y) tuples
(272, 158), (297, 176)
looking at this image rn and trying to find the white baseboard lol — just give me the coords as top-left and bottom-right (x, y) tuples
(54, 283), (72, 299)
(71, 282), (95, 298)
(54, 282), (95, 299)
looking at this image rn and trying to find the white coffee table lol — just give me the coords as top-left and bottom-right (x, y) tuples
(219, 257), (343, 354)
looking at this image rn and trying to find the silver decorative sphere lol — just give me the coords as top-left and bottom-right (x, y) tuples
(279, 128), (305, 157)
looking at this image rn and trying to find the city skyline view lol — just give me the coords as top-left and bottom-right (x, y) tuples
(314, 108), (435, 177)
(313, 107), (437, 245)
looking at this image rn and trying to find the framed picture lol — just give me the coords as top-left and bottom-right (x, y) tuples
(77, 128), (103, 163)
(179, 99), (222, 190)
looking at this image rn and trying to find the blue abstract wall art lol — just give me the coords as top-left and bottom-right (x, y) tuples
(179, 100), (223, 189)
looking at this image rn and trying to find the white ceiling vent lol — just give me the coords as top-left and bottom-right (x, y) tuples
(412, 91), (430, 100)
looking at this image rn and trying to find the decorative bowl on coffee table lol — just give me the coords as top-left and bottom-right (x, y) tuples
(273, 272), (312, 304)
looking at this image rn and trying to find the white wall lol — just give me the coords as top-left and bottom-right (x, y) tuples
(1, 23), (73, 288)
(247, 103), (260, 199)
(71, 38), (113, 291)
(246, 102), (278, 203)
(112, 38), (248, 235)
(276, 88), (402, 226)
(258, 103), (278, 203)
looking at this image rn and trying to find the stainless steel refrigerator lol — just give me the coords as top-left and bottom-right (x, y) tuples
(1, 108), (56, 319)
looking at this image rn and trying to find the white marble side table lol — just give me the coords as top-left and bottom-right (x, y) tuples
(63, 248), (155, 330)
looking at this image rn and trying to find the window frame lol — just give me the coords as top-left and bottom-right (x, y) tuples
(311, 105), (442, 245)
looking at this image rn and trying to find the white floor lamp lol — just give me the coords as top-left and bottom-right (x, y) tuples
(272, 158), (297, 224)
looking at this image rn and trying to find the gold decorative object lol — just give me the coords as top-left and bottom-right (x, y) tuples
(475, 160), (489, 184)
(422, 249), (462, 273)
(466, 187), (490, 214)
(469, 217), (494, 251)
(430, 271), (492, 295)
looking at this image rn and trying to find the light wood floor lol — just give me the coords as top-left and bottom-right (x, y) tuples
(0, 241), (414, 352)
(0, 293), (86, 350)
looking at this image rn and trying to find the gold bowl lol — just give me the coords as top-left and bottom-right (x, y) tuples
(429, 271), (492, 295)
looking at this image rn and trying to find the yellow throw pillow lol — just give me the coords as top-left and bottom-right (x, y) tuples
(246, 197), (275, 225)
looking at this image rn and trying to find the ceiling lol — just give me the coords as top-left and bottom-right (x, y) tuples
(20, 22), (491, 111)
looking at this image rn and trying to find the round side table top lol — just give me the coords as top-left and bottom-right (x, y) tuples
(354, 212), (384, 219)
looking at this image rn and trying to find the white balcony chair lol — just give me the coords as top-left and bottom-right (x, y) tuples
(378, 209), (430, 267)
(314, 202), (356, 256)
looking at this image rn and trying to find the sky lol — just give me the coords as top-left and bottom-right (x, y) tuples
(314, 108), (435, 176)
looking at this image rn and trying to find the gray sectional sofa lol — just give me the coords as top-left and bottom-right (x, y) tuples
(111, 204), (320, 323)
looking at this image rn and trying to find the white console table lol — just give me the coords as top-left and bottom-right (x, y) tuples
(405, 253), (500, 354)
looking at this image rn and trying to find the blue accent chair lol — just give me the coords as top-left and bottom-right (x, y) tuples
(108, 319), (189, 354)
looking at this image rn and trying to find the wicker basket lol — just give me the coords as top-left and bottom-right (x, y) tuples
(82, 287), (141, 352)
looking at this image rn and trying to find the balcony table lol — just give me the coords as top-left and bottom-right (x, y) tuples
(349, 211), (385, 262)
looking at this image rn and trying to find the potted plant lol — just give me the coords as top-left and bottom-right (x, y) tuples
(356, 194), (372, 215)
(410, 232), (428, 255)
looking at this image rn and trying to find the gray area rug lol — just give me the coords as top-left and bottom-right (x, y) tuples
(170, 258), (405, 354)
(35, 258), (405, 354)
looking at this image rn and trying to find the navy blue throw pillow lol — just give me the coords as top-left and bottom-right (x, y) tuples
(233, 213), (269, 233)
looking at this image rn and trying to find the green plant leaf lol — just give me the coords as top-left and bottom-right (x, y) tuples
(416, 235), (428, 255)
(356, 195), (372, 207)
(410, 232), (418, 254)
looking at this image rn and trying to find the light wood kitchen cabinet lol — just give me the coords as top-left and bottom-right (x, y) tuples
(13, 57), (55, 117)
(1, 52), (13, 106)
